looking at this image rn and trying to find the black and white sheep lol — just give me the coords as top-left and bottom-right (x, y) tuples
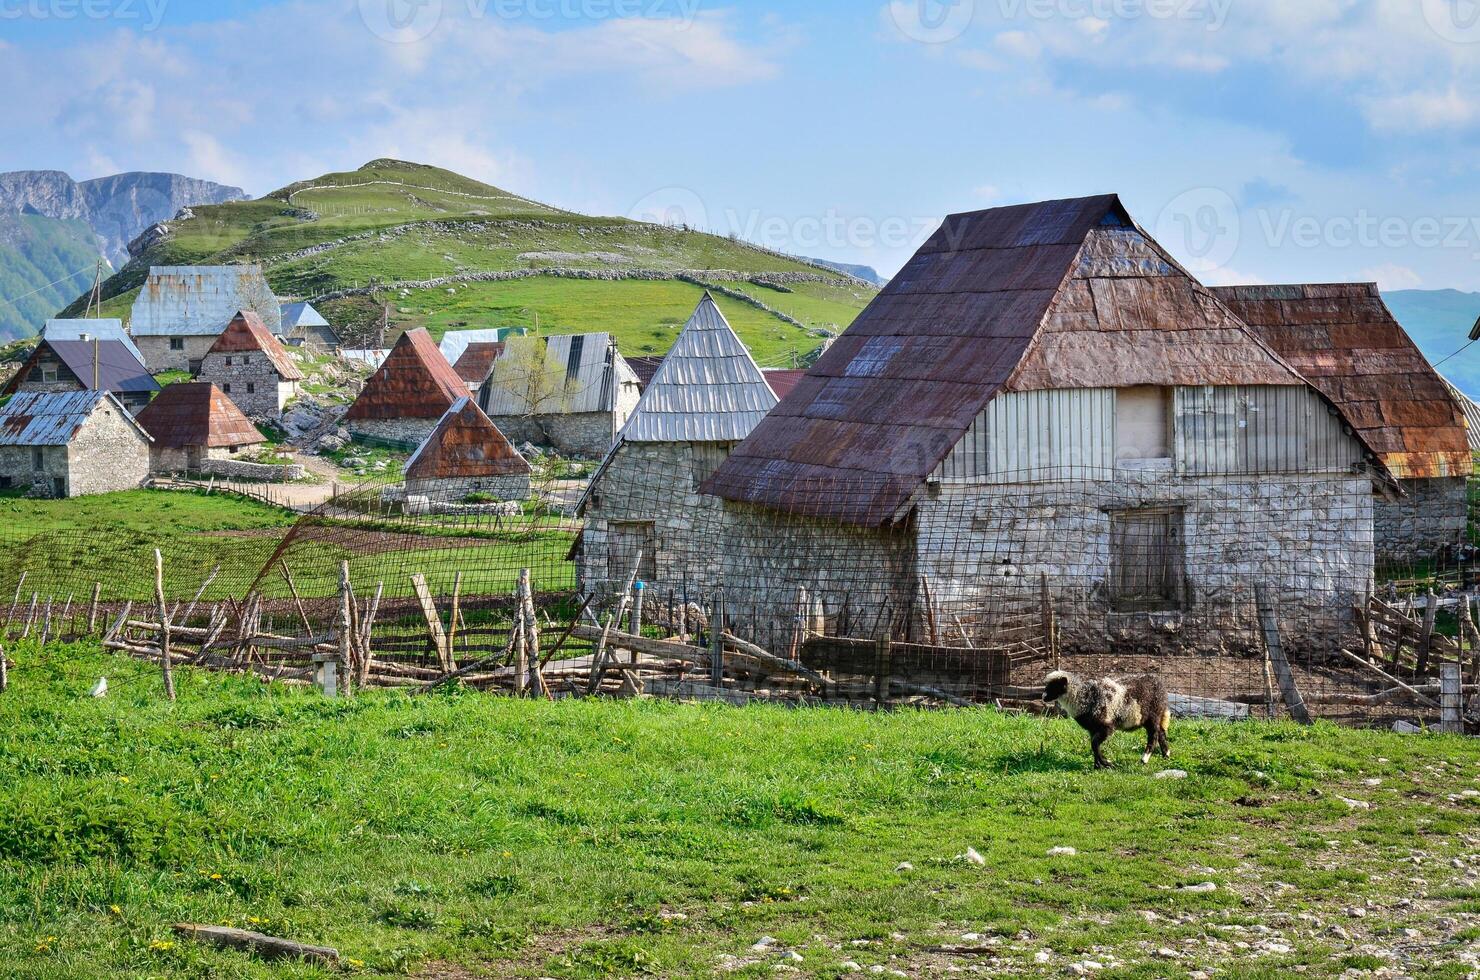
(1042, 670), (1171, 769)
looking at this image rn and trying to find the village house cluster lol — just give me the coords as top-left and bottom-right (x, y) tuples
(0, 193), (1476, 654)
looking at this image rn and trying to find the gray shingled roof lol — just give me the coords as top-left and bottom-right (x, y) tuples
(130, 266), (281, 337)
(617, 294), (777, 443)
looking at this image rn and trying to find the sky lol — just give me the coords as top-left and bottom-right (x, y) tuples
(4, 0), (1480, 288)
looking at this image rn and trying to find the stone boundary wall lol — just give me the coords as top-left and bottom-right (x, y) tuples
(1375, 477), (1468, 565)
(490, 412), (617, 459)
(199, 459), (306, 482)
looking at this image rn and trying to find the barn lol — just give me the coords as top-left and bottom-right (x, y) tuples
(478, 333), (642, 458)
(403, 397), (531, 503)
(129, 266), (281, 373)
(693, 195), (1382, 654)
(2, 336), (159, 415)
(277, 302), (341, 348)
(344, 328), (468, 446)
(576, 294), (778, 592)
(196, 311), (305, 418)
(0, 390), (152, 498)
(135, 382), (265, 474)
(1212, 283), (1472, 566)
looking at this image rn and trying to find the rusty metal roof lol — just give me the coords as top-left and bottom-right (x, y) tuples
(626, 355), (664, 391)
(706, 195), (1320, 526)
(0, 390), (149, 447)
(2, 339), (159, 396)
(404, 397), (530, 479)
(135, 382), (265, 449)
(131, 265), (281, 337)
(1213, 283), (1471, 480)
(208, 311), (305, 381)
(763, 369), (806, 400)
(451, 342), (505, 386)
(346, 328), (468, 422)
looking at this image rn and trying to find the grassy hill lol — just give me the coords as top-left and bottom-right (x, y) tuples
(63, 160), (876, 366)
(0, 211), (106, 342)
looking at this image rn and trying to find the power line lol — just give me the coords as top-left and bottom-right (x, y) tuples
(1433, 336), (1479, 369)
(0, 262), (100, 315)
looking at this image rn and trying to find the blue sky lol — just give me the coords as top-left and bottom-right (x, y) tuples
(4, 0), (1480, 287)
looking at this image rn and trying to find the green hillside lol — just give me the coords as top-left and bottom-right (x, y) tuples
(0, 212), (105, 342)
(65, 160), (876, 365)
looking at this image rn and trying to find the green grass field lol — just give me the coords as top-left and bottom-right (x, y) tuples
(1, 646), (1478, 979)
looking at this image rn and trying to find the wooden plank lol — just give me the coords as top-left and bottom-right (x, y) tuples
(408, 573), (451, 671)
(1255, 584), (1310, 724)
(1337, 649), (1440, 709)
(154, 549), (175, 702)
(172, 924), (338, 965)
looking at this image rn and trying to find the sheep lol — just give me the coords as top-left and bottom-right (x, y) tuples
(1041, 670), (1171, 769)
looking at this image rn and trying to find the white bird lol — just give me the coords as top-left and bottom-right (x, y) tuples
(89, 677), (108, 698)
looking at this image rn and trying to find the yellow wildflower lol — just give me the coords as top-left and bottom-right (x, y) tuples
(148, 939), (174, 951)
(109, 904), (122, 916)
(346, 957), (366, 969)
(209, 873), (223, 881)
(118, 776), (130, 784)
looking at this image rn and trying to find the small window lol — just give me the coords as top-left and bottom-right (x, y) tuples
(229, 446), (238, 455)
(242, 354), (250, 365)
(1109, 508), (1184, 612)
(246, 383), (256, 394)
(31, 448), (44, 471)
(607, 520), (657, 583)
(225, 356), (233, 366)
(1116, 386), (1172, 463)
(222, 383), (231, 393)
(170, 338), (185, 351)
(0, 475), (11, 489)
(40, 367), (57, 384)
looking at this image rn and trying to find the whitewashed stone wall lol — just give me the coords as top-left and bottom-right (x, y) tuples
(916, 471), (1374, 654)
(1375, 477), (1468, 565)
(491, 411), (619, 458)
(136, 335), (217, 374)
(198, 351), (299, 417)
(66, 399), (151, 496)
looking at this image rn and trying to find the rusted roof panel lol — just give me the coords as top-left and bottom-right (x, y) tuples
(404, 397), (530, 479)
(135, 382), (265, 449)
(451, 342), (505, 386)
(626, 355), (664, 391)
(763, 369), (806, 400)
(0, 390), (148, 446)
(131, 266), (281, 337)
(208, 311), (305, 381)
(346, 328), (468, 422)
(1214, 283), (1470, 479)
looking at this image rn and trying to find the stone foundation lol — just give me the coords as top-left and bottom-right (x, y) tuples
(346, 417), (439, 447)
(1375, 477), (1468, 566)
(405, 474), (531, 502)
(490, 412), (618, 458)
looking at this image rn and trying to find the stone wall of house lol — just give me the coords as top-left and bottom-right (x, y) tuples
(65, 398), (151, 496)
(490, 412), (616, 458)
(136, 334), (218, 374)
(1375, 477), (1469, 566)
(0, 445), (67, 495)
(346, 417), (439, 447)
(916, 471), (1374, 655)
(197, 351), (298, 417)
(405, 474), (531, 502)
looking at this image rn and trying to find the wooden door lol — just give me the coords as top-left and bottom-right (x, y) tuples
(1110, 509), (1181, 610)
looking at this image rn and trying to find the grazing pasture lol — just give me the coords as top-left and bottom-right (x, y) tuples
(1, 645), (1477, 978)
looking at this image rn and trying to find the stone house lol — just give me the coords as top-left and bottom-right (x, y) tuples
(479, 333), (642, 458)
(403, 397), (531, 502)
(690, 195), (1384, 655)
(129, 265), (280, 373)
(344, 328), (468, 445)
(196, 311), (304, 418)
(2, 336), (159, 415)
(576, 294), (778, 591)
(135, 382), (265, 474)
(40, 318), (144, 363)
(1213, 283), (1472, 566)
(278, 301), (341, 348)
(0, 390), (151, 497)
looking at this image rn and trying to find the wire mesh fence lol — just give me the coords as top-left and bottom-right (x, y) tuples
(0, 456), (1475, 732)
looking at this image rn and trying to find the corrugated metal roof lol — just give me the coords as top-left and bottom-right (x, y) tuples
(451, 342), (505, 385)
(130, 266), (281, 337)
(346, 328), (468, 421)
(279, 302), (329, 329)
(405, 397), (530, 479)
(136, 382), (265, 449)
(3, 339), (158, 396)
(617, 295), (778, 443)
(706, 195), (1328, 527)
(0, 390), (149, 446)
(1214, 283), (1472, 480)
(208, 311), (306, 381)
(480, 333), (639, 416)
(42, 318), (142, 363)
(763, 369), (806, 400)
(626, 355), (664, 390)
(439, 328), (527, 366)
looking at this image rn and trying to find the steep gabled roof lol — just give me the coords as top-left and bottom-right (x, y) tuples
(619, 295), (778, 443)
(135, 382), (265, 449)
(452, 342), (505, 386)
(346, 327), (468, 421)
(440, 328), (519, 366)
(279, 301), (330, 329)
(1213, 283), (1471, 479)
(405, 397), (530, 479)
(41, 318), (142, 362)
(208, 311), (305, 381)
(706, 195), (1316, 526)
(0, 390), (149, 447)
(480, 333), (639, 416)
(131, 265), (281, 337)
(3, 339), (159, 396)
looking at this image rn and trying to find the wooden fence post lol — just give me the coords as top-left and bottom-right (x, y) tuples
(709, 588), (724, 688)
(0, 643), (7, 693)
(338, 562), (354, 696)
(87, 582), (101, 635)
(155, 549), (176, 702)
(1255, 584), (1309, 724)
(1440, 662), (1464, 733)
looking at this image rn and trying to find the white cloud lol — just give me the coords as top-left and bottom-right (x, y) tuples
(1366, 87), (1480, 132)
(1362, 263), (1424, 290)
